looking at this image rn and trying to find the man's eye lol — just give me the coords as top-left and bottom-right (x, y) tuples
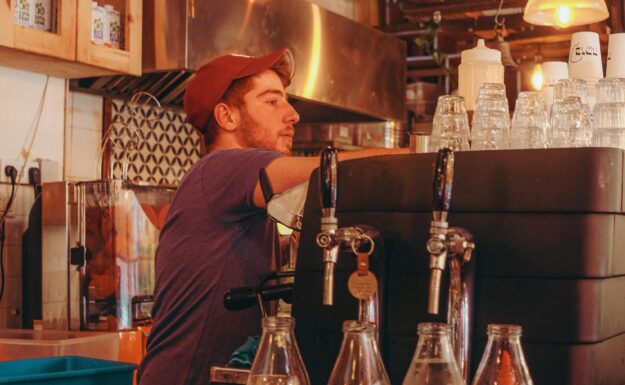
(266, 100), (279, 106)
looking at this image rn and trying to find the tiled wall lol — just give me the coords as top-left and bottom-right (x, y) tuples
(0, 65), (103, 328)
(65, 92), (103, 181)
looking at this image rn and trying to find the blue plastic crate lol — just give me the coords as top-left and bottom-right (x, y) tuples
(0, 356), (136, 385)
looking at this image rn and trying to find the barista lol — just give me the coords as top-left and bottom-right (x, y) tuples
(138, 48), (407, 385)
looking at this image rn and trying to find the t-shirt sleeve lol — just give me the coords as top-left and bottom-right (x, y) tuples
(200, 149), (281, 221)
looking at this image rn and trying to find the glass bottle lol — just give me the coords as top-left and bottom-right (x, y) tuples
(327, 320), (391, 385)
(402, 323), (465, 385)
(471, 324), (533, 385)
(247, 316), (310, 385)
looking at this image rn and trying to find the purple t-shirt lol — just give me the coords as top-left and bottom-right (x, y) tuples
(138, 148), (281, 385)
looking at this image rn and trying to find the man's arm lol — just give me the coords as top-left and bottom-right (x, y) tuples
(253, 147), (410, 208)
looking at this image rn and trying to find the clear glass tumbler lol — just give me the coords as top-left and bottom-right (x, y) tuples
(592, 78), (625, 149)
(510, 92), (550, 149)
(550, 96), (592, 148)
(595, 78), (625, 104)
(471, 83), (510, 150)
(431, 95), (471, 151)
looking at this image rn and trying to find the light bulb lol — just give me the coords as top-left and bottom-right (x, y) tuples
(554, 5), (573, 28)
(531, 63), (543, 91)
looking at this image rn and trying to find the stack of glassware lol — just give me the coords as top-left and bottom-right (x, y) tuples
(430, 96), (471, 151)
(470, 83), (511, 150)
(549, 79), (592, 148)
(592, 78), (625, 150)
(509, 92), (550, 149)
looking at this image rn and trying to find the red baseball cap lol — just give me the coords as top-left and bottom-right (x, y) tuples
(184, 48), (294, 132)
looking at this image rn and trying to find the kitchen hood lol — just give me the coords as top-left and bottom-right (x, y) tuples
(70, 0), (407, 123)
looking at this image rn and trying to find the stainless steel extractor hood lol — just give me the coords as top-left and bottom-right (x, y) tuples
(70, 0), (407, 123)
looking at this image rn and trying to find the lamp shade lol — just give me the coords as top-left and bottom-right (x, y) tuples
(523, 0), (609, 27)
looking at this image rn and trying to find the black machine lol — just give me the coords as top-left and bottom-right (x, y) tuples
(292, 147), (625, 385)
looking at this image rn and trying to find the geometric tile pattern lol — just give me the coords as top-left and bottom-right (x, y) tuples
(107, 98), (202, 186)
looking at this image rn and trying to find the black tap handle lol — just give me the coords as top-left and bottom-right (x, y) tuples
(433, 148), (454, 212)
(320, 147), (338, 211)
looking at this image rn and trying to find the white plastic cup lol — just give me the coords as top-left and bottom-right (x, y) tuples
(607, 33), (625, 78)
(568, 32), (604, 80)
(540, 61), (569, 110)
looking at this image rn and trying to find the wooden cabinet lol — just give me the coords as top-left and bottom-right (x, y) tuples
(77, 0), (142, 76)
(0, 0), (141, 78)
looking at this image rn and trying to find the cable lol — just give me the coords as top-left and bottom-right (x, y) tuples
(0, 220), (5, 303)
(0, 166), (17, 302)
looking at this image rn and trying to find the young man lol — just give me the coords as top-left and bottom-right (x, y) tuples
(138, 48), (406, 385)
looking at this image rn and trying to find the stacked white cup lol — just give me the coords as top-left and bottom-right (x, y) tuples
(568, 31), (604, 109)
(607, 33), (625, 78)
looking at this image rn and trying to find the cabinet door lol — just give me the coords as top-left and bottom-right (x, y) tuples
(0, 0), (14, 47)
(76, 0), (142, 76)
(5, 0), (76, 60)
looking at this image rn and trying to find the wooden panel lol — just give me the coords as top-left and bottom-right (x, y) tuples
(0, 45), (122, 78)
(0, 0), (14, 47)
(12, 0), (76, 60)
(76, 0), (142, 75)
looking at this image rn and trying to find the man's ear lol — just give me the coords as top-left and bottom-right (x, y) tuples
(213, 103), (240, 132)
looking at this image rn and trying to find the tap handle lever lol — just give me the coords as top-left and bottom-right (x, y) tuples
(432, 148), (454, 213)
(320, 147), (338, 218)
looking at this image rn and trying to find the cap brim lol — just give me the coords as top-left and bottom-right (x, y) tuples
(238, 48), (295, 81)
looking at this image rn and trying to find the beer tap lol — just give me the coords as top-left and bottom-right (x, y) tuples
(427, 148), (454, 314)
(317, 147), (339, 306)
(315, 148), (381, 318)
(426, 148), (475, 378)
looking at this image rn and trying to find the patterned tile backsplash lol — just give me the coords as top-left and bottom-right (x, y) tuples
(105, 99), (202, 186)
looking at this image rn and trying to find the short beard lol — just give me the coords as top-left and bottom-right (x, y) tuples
(236, 110), (264, 148)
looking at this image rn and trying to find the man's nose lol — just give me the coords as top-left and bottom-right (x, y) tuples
(284, 101), (300, 125)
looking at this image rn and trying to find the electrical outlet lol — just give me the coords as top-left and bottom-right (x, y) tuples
(0, 158), (38, 184)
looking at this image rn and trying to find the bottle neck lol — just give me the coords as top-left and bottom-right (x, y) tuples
(261, 316), (295, 332)
(476, 324), (533, 384)
(414, 323), (456, 361)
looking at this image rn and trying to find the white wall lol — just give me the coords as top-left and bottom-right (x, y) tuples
(0, 65), (103, 327)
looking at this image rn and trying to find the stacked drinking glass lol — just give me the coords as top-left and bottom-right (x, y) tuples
(510, 92), (550, 149)
(470, 83), (510, 150)
(550, 79), (592, 148)
(592, 78), (625, 149)
(431, 95), (471, 151)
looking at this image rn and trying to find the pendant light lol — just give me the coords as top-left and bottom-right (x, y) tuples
(524, 0), (609, 27)
(531, 49), (543, 91)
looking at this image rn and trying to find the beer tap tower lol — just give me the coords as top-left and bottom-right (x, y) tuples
(426, 148), (475, 378)
(315, 147), (381, 326)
